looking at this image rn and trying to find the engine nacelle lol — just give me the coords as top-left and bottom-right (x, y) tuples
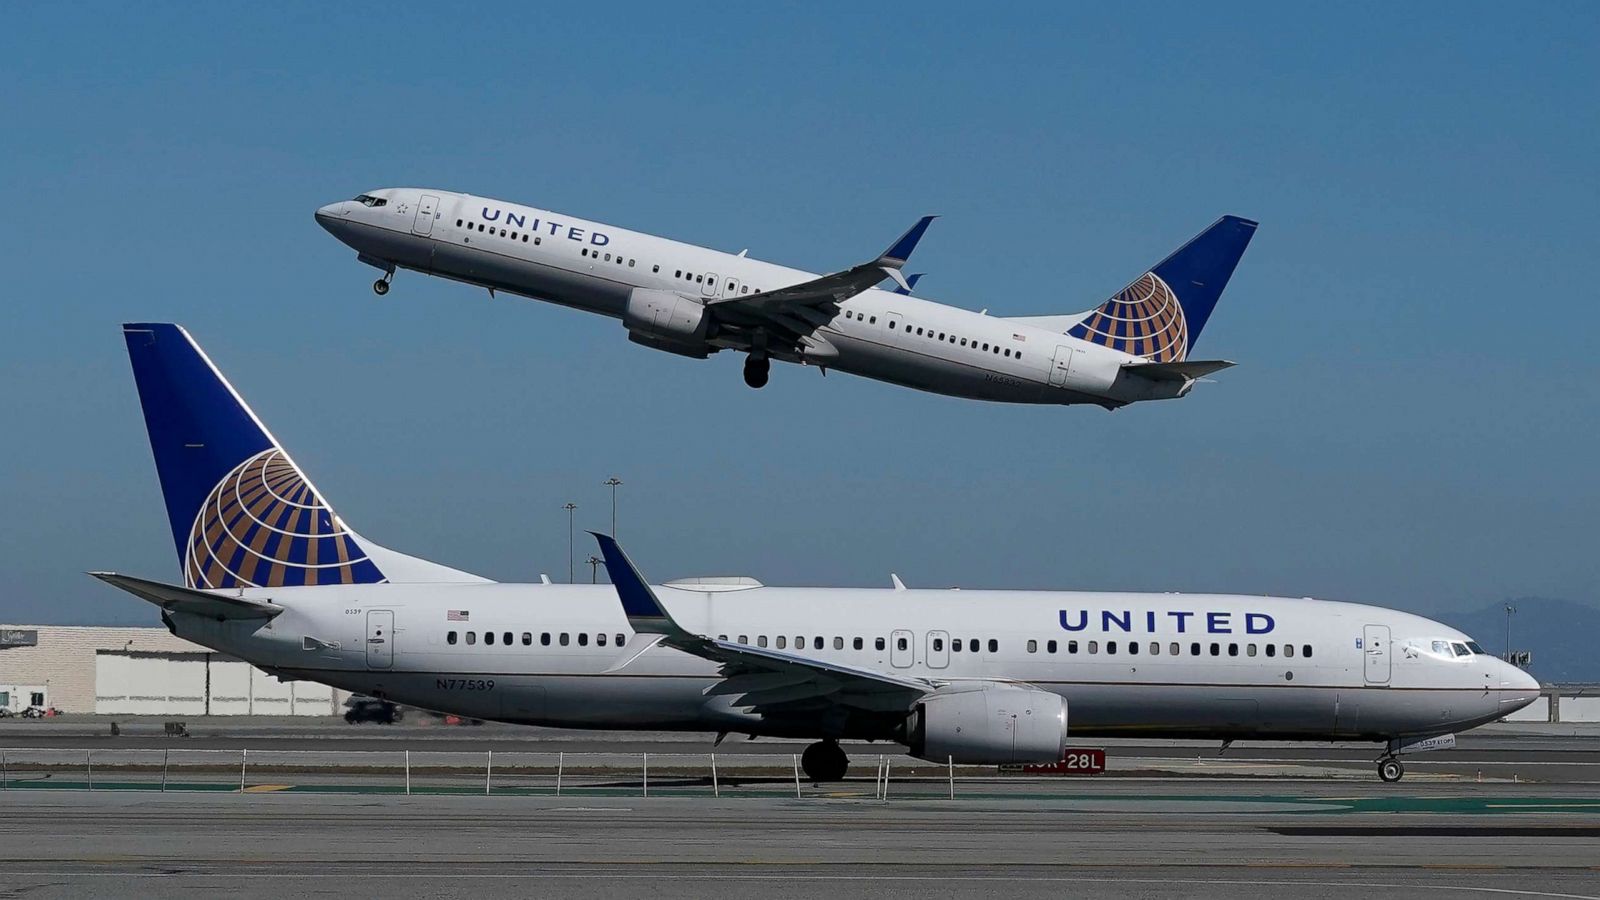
(624, 288), (711, 357)
(906, 686), (1067, 765)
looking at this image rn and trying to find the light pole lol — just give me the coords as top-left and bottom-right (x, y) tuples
(586, 555), (602, 583)
(1504, 603), (1516, 661)
(563, 502), (578, 583)
(604, 477), (623, 537)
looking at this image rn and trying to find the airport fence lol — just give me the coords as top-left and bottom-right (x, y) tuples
(0, 746), (994, 800)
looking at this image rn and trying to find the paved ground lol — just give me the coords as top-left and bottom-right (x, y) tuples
(3, 718), (1598, 783)
(1, 790), (1598, 899)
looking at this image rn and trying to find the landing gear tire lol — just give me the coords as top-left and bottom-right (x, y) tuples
(743, 356), (770, 389)
(1378, 758), (1405, 783)
(800, 740), (849, 782)
(373, 277), (390, 296)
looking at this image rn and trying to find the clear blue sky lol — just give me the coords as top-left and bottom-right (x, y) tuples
(2, 4), (1596, 625)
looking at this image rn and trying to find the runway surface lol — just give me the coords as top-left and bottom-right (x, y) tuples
(2, 789), (1599, 899)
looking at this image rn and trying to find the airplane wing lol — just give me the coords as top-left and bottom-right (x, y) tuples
(708, 216), (936, 318)
(90, 572), (285, 620)
(591, 534), (932, 716)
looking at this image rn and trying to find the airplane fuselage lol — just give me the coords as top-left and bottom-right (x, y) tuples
(168, 581), (1538, 744)
(315, 188), (1185, 406)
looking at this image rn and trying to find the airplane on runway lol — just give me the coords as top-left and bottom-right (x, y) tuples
(316, 189), (1257, 407)
(97, 323), (1539, 782)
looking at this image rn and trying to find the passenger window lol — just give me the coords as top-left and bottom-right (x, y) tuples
(1127, 641), (1137, 655)
(485, 632), (496, 646)
(897, 636), (909, 651)
(523, 234), (529, 242)
(741, 286), (750, 293)
(466, 632), (477, 645)
(813, 636), (824, 650)
(853, 637), (863, 650)
(478, 223), (485, 231)
(447, 631), (458, 645)
(534, 237), (541, 245)
(1027, 639), (1037, 653)
(499, 229), (506, 237)
(776, 636), (787, 649)
(541, 632), (551, 646)
(960, 338), (968, 347)
(696, 275), (703, 283)
(875, 637), (886, 651)
(1247, 644), (1257, 657)
(1047, 640), (1057, 653)
(889, 321), (898, 329)
(1088, 640), (1099, 654)
(605, 253), (612, 262)
(1210, 643), (1220, 656)
(559, 633), (570, 646)
(1190, 642), (1201, 656)
(456, 219), (463, 227)
(758, 635), (769, 648)
(969, 639), (979, 653)
(833, 637), (844, 650)
(1304, 644), (1315, 658)
(1265, 644), (1276, 657)
(652, 264), (660, 273)
(1169, 642), (1180, 656)
(1150, 641), (1160, 655)
(1004, 349), (1011, 357)
(916, 327), (924, 336)
(933, 638), (944, 651)
(952, 639), (963, 653)
(503, 631), (512, 645)
(578, 633), (589, 646)
(598, 633), (608, 646)
(675, 270), (682, 278)
(1228, 643), (1238, 657)
(1284, 644), (1295, 658)
(522, 632), (532, 646)
(737, 635), (748, 644)
(1107, 641), (1117, 655)
(1068, 640), (1079, 654)
(616, 633), (626, 646)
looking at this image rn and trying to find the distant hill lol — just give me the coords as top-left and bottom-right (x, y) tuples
(1440, 597), (1600, 683)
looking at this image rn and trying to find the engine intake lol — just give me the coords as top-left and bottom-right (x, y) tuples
(906, 686), (1067, 764)
(624, 288), (712, 358)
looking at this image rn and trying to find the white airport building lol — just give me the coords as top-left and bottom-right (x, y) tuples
(0, 624), (343, 716)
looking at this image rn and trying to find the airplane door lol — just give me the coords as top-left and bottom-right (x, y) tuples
(927, 630), (950, 669)
(366, 610), (394, 669)
(1049, 346), (1073, 387)
(413, 194), (439, 236)
(701, 272), (719, 298)
(1363, 624), (1390, 685)
(890, 629), (914, 668)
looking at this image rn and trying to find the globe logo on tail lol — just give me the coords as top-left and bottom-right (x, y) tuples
(1066, 272), (1188, 363)
(184, 449), (384, 588)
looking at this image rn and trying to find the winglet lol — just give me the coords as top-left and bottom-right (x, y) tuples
(891, 273), (924, 296)
(591, 533), (686, 637)
(879, 216), (937, 267)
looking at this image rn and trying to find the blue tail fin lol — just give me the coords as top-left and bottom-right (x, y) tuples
(1066, 216), (1257, 362)
(122, 324), (485, 589)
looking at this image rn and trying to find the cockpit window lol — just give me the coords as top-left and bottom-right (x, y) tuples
(1431, 640), (1451, 656)
(353, 194), (387, 208)
(1451, 642), (1470, 657)
(1466, 641), (1487, 655)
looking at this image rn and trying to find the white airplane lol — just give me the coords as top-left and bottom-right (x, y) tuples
(99, 323), (1539, 782)
(316, 189), (1257, 407)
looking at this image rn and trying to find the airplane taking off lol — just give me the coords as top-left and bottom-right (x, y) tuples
(316, 189), (1256, 407)
(99, 323), (1538, 782)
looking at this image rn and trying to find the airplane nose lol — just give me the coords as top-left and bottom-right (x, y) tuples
(314, 201), (349, 231)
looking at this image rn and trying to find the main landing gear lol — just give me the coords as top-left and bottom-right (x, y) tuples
(800, 739), (849, 782)
(1377, 756), (1405, 783)
(743, 355), (770, 389)
(372, 273), (392, 296)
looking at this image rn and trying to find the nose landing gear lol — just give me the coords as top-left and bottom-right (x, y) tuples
(743, 355), (770, 389)
(800, 739), (849, 782)
(373, 274), (392, 296)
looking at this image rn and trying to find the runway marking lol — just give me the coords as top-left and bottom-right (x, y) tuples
(242, 784), (291, 792)
(0, 872), (1596, 896)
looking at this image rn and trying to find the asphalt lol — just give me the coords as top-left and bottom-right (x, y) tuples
(2, 790), (1598, 900)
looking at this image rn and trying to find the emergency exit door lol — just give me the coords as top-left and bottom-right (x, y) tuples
(1049, 346), (1073, 387)
(890, 629), (914, 668)
(413, 194), (439, 236)
(366, 610), (394, 669)
(1363, 624), (1390, 685)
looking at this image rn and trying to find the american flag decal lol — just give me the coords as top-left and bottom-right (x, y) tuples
(447, 610), (470, 621)
(1012, 333), (1027, 342)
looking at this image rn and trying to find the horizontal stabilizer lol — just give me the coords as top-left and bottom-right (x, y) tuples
(90, 571), (284, 620)
(1121, 359), (1235, 382)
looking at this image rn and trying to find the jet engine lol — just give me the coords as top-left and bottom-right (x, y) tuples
(624, 288), (713, 358)
(905, 686), (1067, 764)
